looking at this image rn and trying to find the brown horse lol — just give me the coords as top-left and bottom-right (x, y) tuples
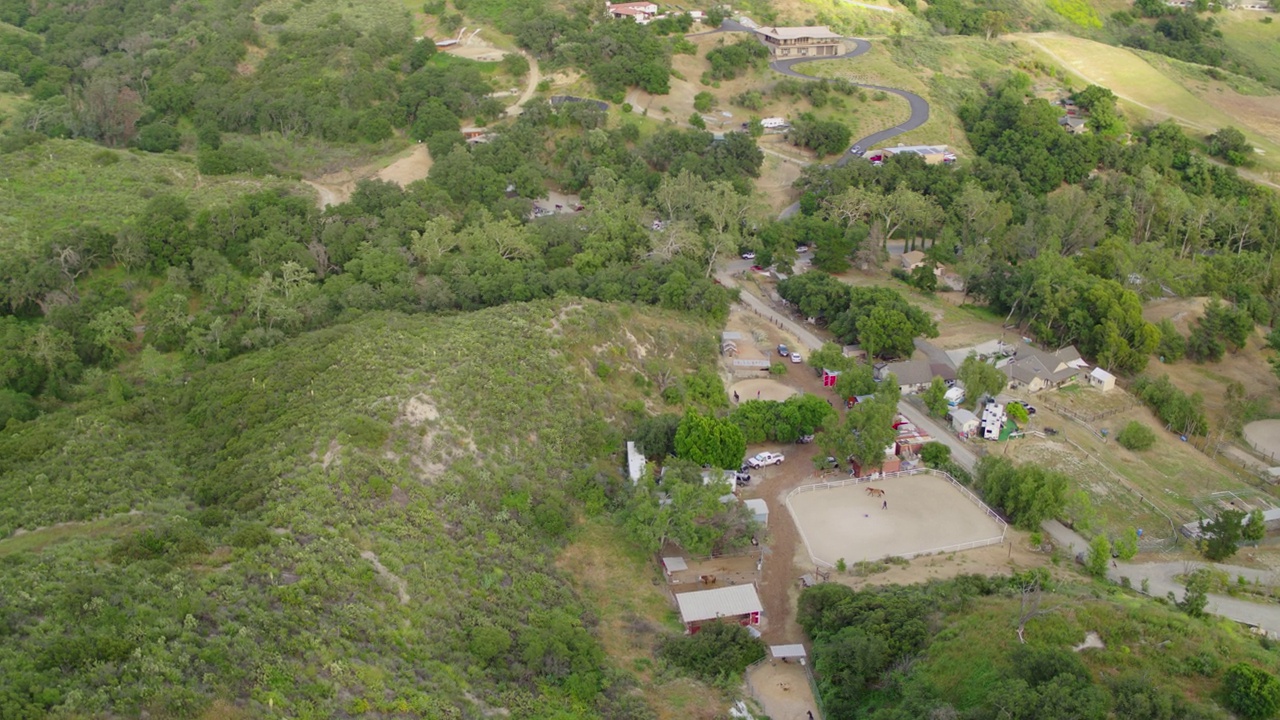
(699, 574), (717, 585)
(865, 487), (885, 497)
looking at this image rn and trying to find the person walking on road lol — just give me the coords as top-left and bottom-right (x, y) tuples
(882, 500), (887, 510)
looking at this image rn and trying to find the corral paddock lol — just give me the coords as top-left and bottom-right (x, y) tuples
(1243, 419), (1280, 459)
(730, 378), (798, 403)
(787, 474), (1005, 566)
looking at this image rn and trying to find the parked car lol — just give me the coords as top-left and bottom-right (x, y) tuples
(734, 471), (752, 486)
(746, 452), (785, 468)
(1026, 405), (1037, 416)
(850, 145), (862, 155)
(777, 344), (789, 357)
(795, 245), (809, 253)
(790, 352), (802, 363)
(741, 252), (756, 260)
(797, 434), (815, 444)
(820, 456), (840, 470)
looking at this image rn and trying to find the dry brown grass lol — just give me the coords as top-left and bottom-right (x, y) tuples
(557, 520), (731, 720)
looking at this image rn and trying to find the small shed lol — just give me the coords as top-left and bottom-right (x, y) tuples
(770, 644), (808, 663)
(675, 584), (763, 633)
(950, 408), (979, 435)
(662, 557), (688, 576)
(744, 498), (769, 526)
(822, 368), (841, 387)
(1089, 367), (1116, 392)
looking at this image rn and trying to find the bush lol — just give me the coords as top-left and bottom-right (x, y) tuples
(134, 123), (182, 153)
(658, 621), (765, 682)
(197, 142), (273, 176)
(920, 442), (951, 467)
(1115, 421), (1156, 451)
(1223, 663), (1280, 720)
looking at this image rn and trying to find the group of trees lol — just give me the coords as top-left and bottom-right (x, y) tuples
(623, 457), (757, 556)
(817, 382), (901, 474)
(0, 99), (776, 411)
(975, 456), (1068, 530)
(1199, 507), (1268, 561)
(777, 275), (938, 359)
(704, 37), (769, 81)
(729, 394), (837, 445)
(1131, 375), (1208, 436)
(1186, 298), (1255, 362)
(790, 71), (1280, 380)
(786, 112), (852, 157)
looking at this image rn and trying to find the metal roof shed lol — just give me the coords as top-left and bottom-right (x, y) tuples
(744, 498), (769, 526)
(770, 644), (807, 660)
(662, 557), (688, 574)
(675, 585), (763, 629)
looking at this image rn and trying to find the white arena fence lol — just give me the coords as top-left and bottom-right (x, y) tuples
(785, 468), (1008, 569)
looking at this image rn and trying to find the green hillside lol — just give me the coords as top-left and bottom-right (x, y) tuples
(0, 300), (716, 717)
(0, 139), (309, 255)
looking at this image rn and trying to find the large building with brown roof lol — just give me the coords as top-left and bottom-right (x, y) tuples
(754, 25), (843, 58)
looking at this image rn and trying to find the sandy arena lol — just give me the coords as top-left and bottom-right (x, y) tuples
(1244, 419), (1280, 459)
(786, 473), (1006, 565)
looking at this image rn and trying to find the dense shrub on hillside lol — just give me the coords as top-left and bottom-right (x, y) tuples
(1116, 421), (1156, 451)
(1223, 663), (1280, 720)
(658, 621), (765, 682)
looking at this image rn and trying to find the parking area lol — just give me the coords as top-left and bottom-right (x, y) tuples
(786, 473), (1006, 566)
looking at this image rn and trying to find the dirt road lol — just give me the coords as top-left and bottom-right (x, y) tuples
(504, 52), (541, 117)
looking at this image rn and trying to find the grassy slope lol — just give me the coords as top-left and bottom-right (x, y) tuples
(0, 300), (718, 716)
(1013, 32), (1280, 175)
(918, 584), (1278, 713)
(1218, 12), (1280, 90)
(0, 139), (310, 254)
(256, 0), (411, 34)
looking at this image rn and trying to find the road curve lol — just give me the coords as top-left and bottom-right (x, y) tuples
(769, 36), (930, 217)
(768, 38), (930, 166)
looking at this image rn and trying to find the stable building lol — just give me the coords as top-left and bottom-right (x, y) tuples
(675, 584), (763, 633)
(755, 26), (843, 58)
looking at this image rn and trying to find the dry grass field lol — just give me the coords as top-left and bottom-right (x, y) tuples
(1014, 32), (1280, 178)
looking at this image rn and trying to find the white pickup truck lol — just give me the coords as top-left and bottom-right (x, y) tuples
(746, 452), (785, 468)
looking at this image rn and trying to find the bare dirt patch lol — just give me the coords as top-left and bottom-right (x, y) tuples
(829, 529), (1051, 590)
(787, 474), (1006, 566)
(731, 378), (798, 402)
(375, 145), (433, 186)
(745, 661), (820, 720)
(756, 152), (806, 212)
(667, 552), (761, 590)
(401, 394), (440, 425)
